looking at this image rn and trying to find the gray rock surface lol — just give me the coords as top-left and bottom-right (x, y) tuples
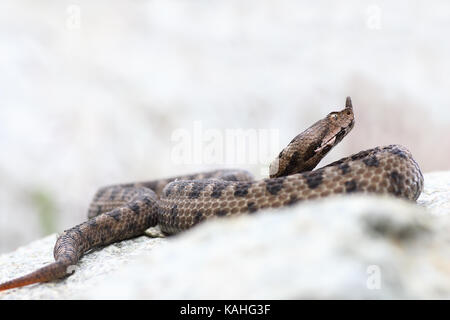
(1, 171), (449, 299)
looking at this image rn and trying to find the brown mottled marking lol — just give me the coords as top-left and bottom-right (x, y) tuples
(345, 180), (358, 193)
(0, 97), (424, 292)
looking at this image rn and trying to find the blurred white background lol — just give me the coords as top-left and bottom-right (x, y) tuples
(1, 0), (449, 253)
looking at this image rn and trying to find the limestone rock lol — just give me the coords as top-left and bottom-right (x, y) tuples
(0, 171), (449, 299)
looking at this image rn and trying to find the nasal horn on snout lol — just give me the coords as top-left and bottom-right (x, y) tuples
(345, 96), (353, 109)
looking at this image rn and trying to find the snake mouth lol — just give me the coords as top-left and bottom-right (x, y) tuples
(315, 135), (337, 153)
(335, 125), (350, 143)
(315, 124), (352, 154)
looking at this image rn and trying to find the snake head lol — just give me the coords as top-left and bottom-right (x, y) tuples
(319, 96), (355, 149)
(325, 96), (354, 128)
(269, 97), (355, 178)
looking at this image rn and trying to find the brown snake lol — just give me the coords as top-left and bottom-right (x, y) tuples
(0, 97), (424, 291)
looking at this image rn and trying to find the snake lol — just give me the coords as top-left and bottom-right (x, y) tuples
(0, 97), (424, 292)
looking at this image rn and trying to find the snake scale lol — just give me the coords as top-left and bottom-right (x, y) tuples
(0, 97), (424, 291)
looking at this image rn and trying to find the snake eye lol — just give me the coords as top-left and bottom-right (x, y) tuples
(331, 114), (338, 121)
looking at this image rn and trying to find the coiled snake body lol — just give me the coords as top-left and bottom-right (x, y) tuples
(0, 97), (424, 291)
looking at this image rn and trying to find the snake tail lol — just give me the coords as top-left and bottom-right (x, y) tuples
(0, 189), (160, 291)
